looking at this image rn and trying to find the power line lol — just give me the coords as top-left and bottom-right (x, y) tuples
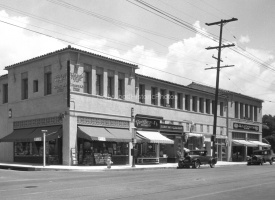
(0, 19), (210, 86)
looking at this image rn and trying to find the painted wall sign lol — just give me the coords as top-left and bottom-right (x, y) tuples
(134, 116), (160, 129)
(54, 73), (67, 93)
(70, 64), (84, 92)
(233, 123), (259, 132)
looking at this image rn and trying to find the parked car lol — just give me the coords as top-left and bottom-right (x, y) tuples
(247, 149), (275, 165)
(178, 150), (217, 169)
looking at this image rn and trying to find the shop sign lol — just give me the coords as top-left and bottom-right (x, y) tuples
(134, 116), (160, 129)
(34, 137), (42, 141)
(160, 124), (184, 132)
(233, 123), (259, 132)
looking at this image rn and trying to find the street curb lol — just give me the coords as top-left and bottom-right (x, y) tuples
(0, 163), (248, 172)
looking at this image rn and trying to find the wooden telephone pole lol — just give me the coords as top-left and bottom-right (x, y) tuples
(205, 18), (238, 158)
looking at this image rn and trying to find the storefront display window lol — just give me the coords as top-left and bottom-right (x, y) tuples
(78, 139), (129, 166)
(14, 140), (60, 164)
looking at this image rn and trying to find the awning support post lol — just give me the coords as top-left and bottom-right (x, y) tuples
(42, 130), (48, 167)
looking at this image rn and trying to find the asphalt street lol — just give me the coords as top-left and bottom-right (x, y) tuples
(0, 164), (275, 200)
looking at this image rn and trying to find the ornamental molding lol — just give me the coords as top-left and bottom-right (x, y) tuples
(77, 116), (129, 128)
(13, 116), (62, 129)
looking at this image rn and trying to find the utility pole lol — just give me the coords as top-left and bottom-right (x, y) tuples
(205, 18), (237, 158)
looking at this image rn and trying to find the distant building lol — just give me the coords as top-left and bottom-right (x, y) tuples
(0, 46), (264, 166)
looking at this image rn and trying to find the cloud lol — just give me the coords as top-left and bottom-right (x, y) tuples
(239, 35), (250, 43)
(1, 15), (275, 116)
(0, 10), (65, 76)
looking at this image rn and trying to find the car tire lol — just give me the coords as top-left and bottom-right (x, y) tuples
(192, 161), (200, 169)
(270, 159), (273, 165)
(210, 161), (215, 168)
(178, 163), (184, 168)
(259, 160), (263, 165)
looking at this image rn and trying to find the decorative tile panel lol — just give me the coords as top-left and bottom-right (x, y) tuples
(14, 116), (62, 129)
(77, 116), (129, 128)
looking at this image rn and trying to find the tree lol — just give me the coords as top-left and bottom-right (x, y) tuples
(262, 115), (275, 138)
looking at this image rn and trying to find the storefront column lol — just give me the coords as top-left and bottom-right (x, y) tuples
(62, 113), (77, 165)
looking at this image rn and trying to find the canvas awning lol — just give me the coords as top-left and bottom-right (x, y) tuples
(105, 128), (132, 142)
(78, 126), (132, 142)
(0, 126), (62, 142)
(249, 141), (271, 148)
(136, 131), (174, 144)
(232, 140), (258, 147)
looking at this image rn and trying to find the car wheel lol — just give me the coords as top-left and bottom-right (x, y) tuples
(270, 159), (273, 165)
(210, 161), (215, 168)
(247, 162), (251, 166)
(193, 161), (200, 169)
(259, 160), (263, 165)
(178, 163), (184, 168)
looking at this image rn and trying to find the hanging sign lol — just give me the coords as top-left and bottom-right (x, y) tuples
(134, 115), (161, 129)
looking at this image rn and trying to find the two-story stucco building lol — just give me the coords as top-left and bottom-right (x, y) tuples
(0, 46), (265, 166)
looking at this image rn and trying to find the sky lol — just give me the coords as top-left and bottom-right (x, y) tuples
(0, 0), (275, 116)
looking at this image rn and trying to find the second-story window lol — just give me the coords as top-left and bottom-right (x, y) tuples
(22, 78), (28, 100)
(151, 87), (157, 105)
(245, 104), (248, 118)
(220, 102), (224, 116)
(254, 106), (258, 121)
(118, 73), (125, 99)
(199, 98), (204, 113)
(96, 74), (102, 96)
(107, 76), (114, 98)
(206, 99), (210, 114)
(212, 100), (215, 114)
(45, 72), (52, 95)
(3, 84), (8, 103)
(250, 105), (253, 120)
(240, 103), (244, 119)
(83, 71), (91, 94)
(235, 101), (239, 118)
(177, 93), (182, 109)
(169, 91), (175, 108)
(192, 96), (197, 112)
(160, 89), (166, 107)
(139, 84), (145, 103)
(33, 80), (38, 93)
(185, 95), (190, 111)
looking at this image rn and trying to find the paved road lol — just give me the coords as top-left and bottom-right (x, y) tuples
(0, 164), (275, 200)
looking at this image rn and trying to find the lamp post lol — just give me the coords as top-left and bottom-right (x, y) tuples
(41, 130), (48, 167)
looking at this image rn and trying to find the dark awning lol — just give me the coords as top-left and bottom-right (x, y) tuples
(0, 126), (62, 142)
(78, 126), (117, 142)
(0, 128), (36, 142)
(78, 126), (133, 142)
(105, 128), (132, 142)
(28, 126), (62, 142)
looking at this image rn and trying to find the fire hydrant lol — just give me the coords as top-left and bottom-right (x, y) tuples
(106, 156), (113, 169)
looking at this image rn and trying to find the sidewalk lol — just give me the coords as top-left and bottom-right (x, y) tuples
(0, 161), (247, 172)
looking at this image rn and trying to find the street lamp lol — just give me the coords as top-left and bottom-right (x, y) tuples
(41, 130), (48, 167)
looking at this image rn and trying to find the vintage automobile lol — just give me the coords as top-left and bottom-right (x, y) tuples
(178, 150), (217, 169)
(247, 149), (275, 165)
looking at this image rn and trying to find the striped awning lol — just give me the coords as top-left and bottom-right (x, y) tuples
(136, 131), (174, 144)
(232, 140), (258, 147)
(249, 141), (271, 148)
